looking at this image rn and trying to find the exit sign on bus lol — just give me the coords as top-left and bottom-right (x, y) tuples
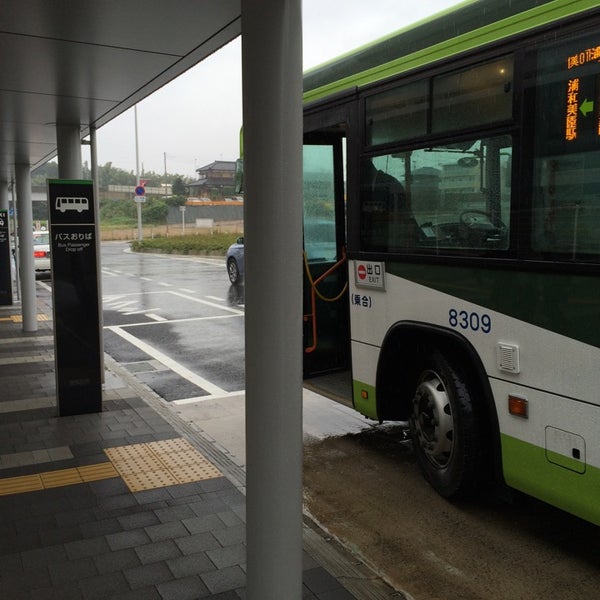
(354, 261), (385, 290)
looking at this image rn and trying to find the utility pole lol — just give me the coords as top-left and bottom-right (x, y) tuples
(135, 105), (143, 241)
(164, 152), (168, 197)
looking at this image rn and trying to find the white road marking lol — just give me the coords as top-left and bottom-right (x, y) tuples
(110, 313), (242, 328)
(106, 325), (228, 396)
(102, 290), (243, 326)
(206, 295), (225, 302)
(146, 313), (167, 322)
(172, 391), (245, 405)
(180, 288), (196, 294)
(105, 291), (167, 299)
(107, 300), (137, 310)
(158, 282), (172, 287)
(169, 291), (243, 315)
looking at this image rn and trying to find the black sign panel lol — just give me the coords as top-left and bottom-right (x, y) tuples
(0, 210), (12, 305)
(48, 180), (102, 415)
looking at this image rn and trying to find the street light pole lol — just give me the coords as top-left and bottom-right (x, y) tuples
(135, 105), (143, 241)
(164, 152), (168, 197)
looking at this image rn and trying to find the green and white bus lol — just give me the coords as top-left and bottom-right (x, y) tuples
(300, 0), (600, 525)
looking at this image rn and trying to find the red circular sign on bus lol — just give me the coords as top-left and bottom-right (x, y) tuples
(357, 264), (367, 279)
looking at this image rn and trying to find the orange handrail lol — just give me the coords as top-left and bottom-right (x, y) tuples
(303, 247), (348, 354)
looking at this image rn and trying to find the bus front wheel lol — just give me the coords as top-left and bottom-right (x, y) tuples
(409, 351), (482, 499)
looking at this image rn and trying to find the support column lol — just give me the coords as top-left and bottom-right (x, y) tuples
(57, 125), (82, 179)
(90, 128), (105, 381)
(15, 164), (37, 332)
(242, 1), (304, 599)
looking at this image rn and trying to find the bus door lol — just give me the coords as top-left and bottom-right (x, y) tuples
(302, 130), (349, 377)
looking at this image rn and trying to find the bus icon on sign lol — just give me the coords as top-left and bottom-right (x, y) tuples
(56, 197), (89, 213)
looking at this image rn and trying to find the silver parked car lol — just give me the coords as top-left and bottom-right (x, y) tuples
(226, 237), (244, 284)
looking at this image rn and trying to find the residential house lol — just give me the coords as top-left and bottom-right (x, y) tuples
(188, 160), (236, 200)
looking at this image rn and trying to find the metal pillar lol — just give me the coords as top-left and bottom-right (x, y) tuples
(56, 125), (82, 179)
(90, 128), (105, 381)
(242, 1), (304, 598)
(15, 164), (37, 332)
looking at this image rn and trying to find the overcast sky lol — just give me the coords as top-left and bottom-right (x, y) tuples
(91, 0), (465, 178)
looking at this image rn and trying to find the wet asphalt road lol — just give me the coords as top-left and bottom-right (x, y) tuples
(101, 242), (245, 402)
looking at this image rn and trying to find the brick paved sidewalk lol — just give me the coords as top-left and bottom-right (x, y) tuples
(0, 285), (397, 599)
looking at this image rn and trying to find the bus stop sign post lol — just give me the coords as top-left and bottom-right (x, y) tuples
(0, 209), (12, 305)
(134, 184), (145, 240)
(48, 179), (102, 416)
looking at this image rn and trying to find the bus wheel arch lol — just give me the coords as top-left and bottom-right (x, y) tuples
(376, 322), (502, 497)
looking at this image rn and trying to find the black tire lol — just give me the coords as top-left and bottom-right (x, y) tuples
(409, 350), (482, 499)
(227, 258), (240, 284)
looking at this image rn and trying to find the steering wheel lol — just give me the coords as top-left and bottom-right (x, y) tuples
(459, 209), (505, 230)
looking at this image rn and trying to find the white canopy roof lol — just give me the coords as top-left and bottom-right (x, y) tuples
(0, 0), (241, 179)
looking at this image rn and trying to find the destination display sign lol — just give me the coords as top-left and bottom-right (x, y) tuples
(563, 44), (600, 143)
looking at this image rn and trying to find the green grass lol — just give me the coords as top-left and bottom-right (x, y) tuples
(130, 232), (241, 255)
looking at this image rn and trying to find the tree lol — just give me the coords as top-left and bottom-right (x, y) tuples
(31, 162), (58, 186)
(143, 198), (169, 224)
(172, 176), (187, 197)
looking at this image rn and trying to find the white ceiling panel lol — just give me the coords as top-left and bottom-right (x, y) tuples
(0, 0), (241, 179)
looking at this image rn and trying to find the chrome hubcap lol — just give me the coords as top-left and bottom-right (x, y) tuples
(412, 370), (454, 468)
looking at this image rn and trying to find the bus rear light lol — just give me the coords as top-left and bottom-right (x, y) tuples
(360, 389), (369, 400)
(508, 395), (528, 418)
(34, 251), (47, 258)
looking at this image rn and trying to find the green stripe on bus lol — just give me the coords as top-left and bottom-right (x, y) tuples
(386, 262), (600, 348)
(303, 0), (600, 103)
(501, 434), (600, 526)
(352, 380), (378, 420)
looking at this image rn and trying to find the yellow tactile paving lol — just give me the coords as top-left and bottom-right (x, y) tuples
(78, 462), (120, 482)
(104, 444), (148, 460)
(0, 437), (221, 496)
(169, 463), (222, 483)
(0, 474), (44, 496)
(0, 462), (118, 496)
(158, 449), (206, 469)
(148, 438), (192, 454)
(121, 469), (180, 493)
(0, 314), (49, 323)
(40, 468), (83, 488)
(104, 438), (222, 492)
(108, 453), (166, 475)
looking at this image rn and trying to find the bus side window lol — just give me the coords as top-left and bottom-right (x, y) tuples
(360, 137), (512, 253)
(360, 156), (420, 251)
